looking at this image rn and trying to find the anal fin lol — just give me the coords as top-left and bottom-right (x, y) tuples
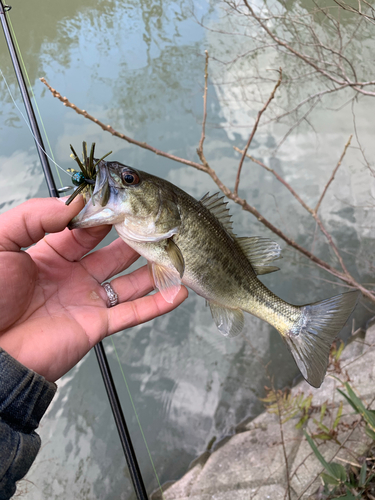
(208, 302), (244, 338)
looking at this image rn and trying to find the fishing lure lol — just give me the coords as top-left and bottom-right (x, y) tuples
(66, 141), (112, 205)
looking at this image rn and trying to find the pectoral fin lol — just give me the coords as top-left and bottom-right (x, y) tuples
(149, 262), (181, 304)
(166, 239), (185, 278)
(208, 302), (244, 338)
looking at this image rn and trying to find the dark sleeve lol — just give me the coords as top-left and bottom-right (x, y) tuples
(0, 348), (56, 500)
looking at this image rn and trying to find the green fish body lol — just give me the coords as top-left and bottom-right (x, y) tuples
(69, 159), (359, 388)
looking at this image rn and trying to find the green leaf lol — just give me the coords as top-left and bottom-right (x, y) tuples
(335, 340), (345, 360)
(321, 472), (340, 486)
(339, 384), (375, 429)
(304, 431), (331, 470)
(364, 425), (375, 440)
(314, 419), (330, 433)
(329, 462), (347, 482)
(333, 401), (343, 429)
(337, 388), (359, 414)
(282, 409), (299, 423)
(337, 492), (356, 500)
(295, 414), (309, 429)
(304, 431), (345, 481)
(359, 461), (367, 487)
(363, 409), (375, 429)
(301, 394), (313, 411)
(312, 432), (333, 441)
(344, 383), (366, 411)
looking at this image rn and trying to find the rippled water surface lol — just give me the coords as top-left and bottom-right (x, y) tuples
(1, 1), (375, 498)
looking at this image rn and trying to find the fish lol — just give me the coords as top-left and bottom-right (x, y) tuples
(69, 158), (360, 388)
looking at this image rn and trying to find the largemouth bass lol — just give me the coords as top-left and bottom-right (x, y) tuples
(69, 158), (359, 388)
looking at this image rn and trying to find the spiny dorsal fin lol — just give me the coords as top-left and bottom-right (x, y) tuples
(237, 236), (282, 275)
(200, 192), (234, 235)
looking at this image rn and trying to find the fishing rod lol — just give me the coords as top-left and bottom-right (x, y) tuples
(0, 3), (149, 499)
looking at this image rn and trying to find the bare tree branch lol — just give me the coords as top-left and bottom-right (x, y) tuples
(196, 51), (210, 171)
(233, 147), (314, 215)
(333, 0), (375, 25)
(314, 135), (352, 214)
(242, 0), (348, 87)
(234, 69), (282, 195)
(40, 71), (375, 305)
(39, 78), (208, 174)
(235, 136), (353, 278)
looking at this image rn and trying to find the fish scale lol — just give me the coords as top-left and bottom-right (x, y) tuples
(69, 158), (360, 388)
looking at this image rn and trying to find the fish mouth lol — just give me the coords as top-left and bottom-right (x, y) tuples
(68, 160), (125, 229)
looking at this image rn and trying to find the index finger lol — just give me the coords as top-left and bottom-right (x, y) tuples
(0, 197), (84, 252)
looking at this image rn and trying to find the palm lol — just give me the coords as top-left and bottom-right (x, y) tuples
(0, 198), (187, 382)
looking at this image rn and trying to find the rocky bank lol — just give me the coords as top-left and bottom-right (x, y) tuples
(152, 320), (375, 500)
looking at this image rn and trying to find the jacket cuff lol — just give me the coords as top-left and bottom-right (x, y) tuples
(0, 348), (56, 434)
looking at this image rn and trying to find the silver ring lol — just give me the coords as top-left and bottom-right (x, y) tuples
(102, 282), (119, 308)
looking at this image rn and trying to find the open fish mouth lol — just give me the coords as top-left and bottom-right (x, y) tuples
(68, 160), (125, 229)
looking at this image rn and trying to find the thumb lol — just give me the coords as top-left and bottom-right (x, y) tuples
(0, 196), (84, 252)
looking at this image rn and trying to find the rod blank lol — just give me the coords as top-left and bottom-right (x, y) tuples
(0, 3), (148, 498)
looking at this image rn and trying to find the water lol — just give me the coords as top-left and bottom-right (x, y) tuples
(1, 1), (374, 498)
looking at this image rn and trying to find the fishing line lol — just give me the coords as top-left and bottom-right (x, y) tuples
(111, 337), (166, 500)
(5, 10), (63, 186)
(1, 4), (160, 497)
(0, 67), (69, 181)
(2, 29), (164, 496)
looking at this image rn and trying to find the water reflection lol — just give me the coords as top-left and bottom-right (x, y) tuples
(0, 150), (43, 210)
(1, 0), (374, 498)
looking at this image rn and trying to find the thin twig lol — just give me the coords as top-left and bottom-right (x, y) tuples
(277, 395), (291, 500)
(233, 148), (314, 215)
(351, 100), (375, 176)
(234, 68), (282, 195)
(235, 136), (353, 277)
(242, 0), (375, 97)
(242, 0), (346, 87)
(314, 135), (352, 214)
(333, 0), (375, 25)
(197, 50), (209, 163)
(313, 216), (350, 276)
(39, 78), (208, 174)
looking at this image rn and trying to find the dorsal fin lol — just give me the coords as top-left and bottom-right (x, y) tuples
(237, 236), (282, 275)
(200, 192), (234, 235)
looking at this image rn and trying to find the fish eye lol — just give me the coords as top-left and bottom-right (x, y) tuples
(121, 169), (140, 185)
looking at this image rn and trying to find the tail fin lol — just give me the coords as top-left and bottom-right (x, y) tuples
(284, 291), (360, 388)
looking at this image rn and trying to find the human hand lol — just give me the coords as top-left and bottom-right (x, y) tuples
(0, 197), (188, 382)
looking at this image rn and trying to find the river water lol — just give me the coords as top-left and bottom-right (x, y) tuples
(1, 1), (374, 498)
